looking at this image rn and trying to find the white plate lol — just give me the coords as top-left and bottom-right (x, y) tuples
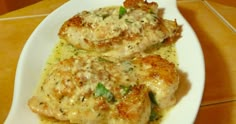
(5, 0), (205, 124)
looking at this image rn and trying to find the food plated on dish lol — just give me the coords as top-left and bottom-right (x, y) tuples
(28, 0), (180, 123)
(5, 0), (205, 124)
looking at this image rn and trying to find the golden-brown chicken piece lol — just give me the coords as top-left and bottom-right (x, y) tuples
(134, 55), (179, 108)
(28, 56), (151, 124)
(123, 0), (158, 13)
(28, 55), (179, 123)
(58, 0), (179, 58)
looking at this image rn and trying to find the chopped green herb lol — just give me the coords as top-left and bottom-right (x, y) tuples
(96, 14), (110, 20)
(98, 57), (113, 63)
(125, 19), (133, 23)
(119, 6), (127, 19)
(123, 67), (134, 73)
(94, 83), (115, 102)
(120, 85), (131, 96)
(149, 109), (160, 121)
(149, 9), (155, 14)
(97, 113), (101, 117)
(128, 67), (134, 71)
(149, 92), (158, 105)
(152, 14), (158, 20)
(122, 61), (134, 73)
(102, 14), (109, 19)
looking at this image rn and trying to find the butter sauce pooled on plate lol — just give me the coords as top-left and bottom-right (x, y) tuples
(27, 0), (181, 123)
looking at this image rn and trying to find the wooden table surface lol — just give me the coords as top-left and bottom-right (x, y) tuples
(0, 0), (236, 123)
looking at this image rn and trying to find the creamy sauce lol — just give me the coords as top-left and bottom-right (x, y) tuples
(36, 39), (178, 124)
(29, 0), (181, 122)
(46, 39), (177, 69)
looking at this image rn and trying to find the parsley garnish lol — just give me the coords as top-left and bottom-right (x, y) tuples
(149, 91), (158, 105)
(94, 83), (115, 102)
(149, 109), (160, 121)
(119, 6), (127, 19)
(120, 85), (131, 96)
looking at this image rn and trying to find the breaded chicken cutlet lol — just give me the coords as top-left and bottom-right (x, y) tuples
(58, 0), (179, 58)
(28, 55), (178, 124)
(28, 0), (181, 123)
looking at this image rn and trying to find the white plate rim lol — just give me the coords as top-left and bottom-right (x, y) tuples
(5, 0), (205, 124)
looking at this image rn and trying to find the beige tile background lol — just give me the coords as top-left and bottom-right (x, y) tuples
(206, 0), (236, 31)
(0, 1), (67, 122)
(178, 0), (236, 105)
(0, 0), (68, 18)
(0, 17), (46, 122)
(0, 0), (40, 15)
(177, 0), (236, 123)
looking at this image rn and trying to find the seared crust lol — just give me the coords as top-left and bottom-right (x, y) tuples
(58, 0), (179, 58)
(28, 55), (178, 123)
(134, 55), (179, 108)
(29, 0), (181, 123)
(124, 0), (158, 13)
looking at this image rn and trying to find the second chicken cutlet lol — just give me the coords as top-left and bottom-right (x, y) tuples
(58, 0), (179, 58)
